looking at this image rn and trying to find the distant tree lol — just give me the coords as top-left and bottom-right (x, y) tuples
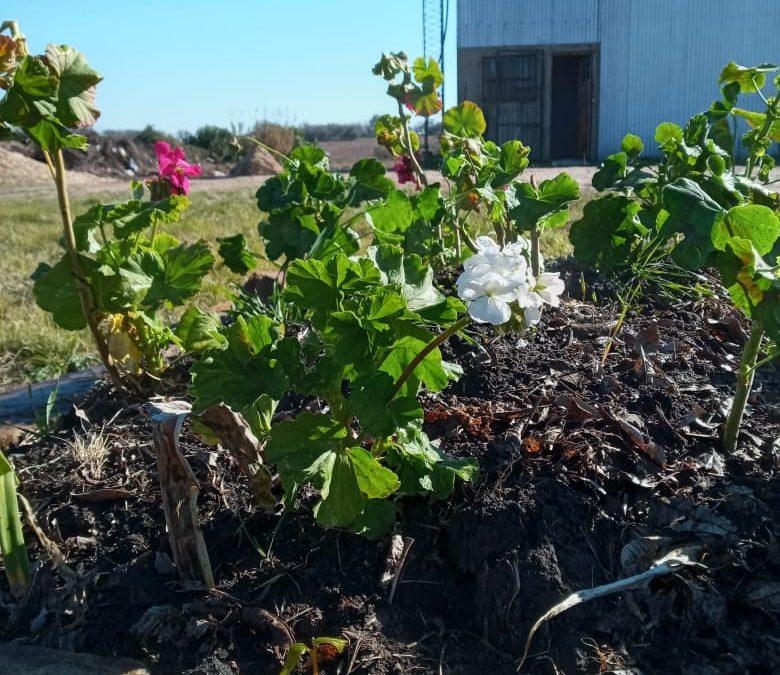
(183, 125), (238, 162)
(135, 124), (177, 147)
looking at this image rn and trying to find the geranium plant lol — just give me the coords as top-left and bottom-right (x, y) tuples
(192, 248), (476, 537)
(0, 21), (215, 388)
(569, 62), (780, 453)
(372, 55), (580, 268)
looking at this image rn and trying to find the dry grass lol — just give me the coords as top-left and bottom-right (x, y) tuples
(66, 426), (111, 479)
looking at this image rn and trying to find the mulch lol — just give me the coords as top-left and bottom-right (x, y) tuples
(1, 259), (778, 674)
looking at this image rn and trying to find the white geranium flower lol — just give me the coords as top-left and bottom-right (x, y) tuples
(457, 237), (560, 328)
(457, 270), (517, 325)
(529, 272), (565, 307)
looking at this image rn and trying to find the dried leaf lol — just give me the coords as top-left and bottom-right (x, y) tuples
(71, 488), (135, 502)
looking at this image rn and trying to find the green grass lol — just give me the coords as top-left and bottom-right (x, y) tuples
(0, 188), (265, 388)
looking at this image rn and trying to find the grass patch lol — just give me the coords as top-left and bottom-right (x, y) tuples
(0, 187), (266, 388)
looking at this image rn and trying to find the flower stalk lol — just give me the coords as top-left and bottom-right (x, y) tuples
(722, 319), (764, 454)
(397, 100), (427, 188)
(389, 315), (472, 401)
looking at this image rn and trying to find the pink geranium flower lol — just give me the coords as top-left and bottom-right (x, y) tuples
(153, 141), (201, 195)
(393, 155), (420, 188)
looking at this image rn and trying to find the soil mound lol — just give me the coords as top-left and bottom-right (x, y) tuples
(2, 263), (778, 674)
(230, 144), (282, 176)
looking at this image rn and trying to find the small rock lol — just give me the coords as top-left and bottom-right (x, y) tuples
(0, 644), (149, 675)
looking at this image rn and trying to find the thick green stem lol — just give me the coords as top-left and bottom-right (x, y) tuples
(744, 93), (779, 180)
(397, 100), (427, 187)
(389, 315), (471, 401)
(49, 150), (126, 391)
(530, 223), (541, 277)
(722, 319), (764, 454)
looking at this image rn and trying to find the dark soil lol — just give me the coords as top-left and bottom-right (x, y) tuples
(2, 263), (779, 675)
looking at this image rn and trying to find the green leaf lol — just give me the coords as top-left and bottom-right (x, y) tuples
(190, 315), (287, 410)
(719, 62), (777, 93)
(569, 194), (646, 270)
(412, 56), (444, 88)
(175, 307), (227, 352)
(499, 140), (530, 177)
(348, 371), (422, 438)
(367, 189), (413, 236)
(732, 108), (780, 142)
(712, 205), (780, 256)
(655, 122), (683, 151)
(350, 499), (397, 539)
(31, 255), (88, 330)
(144, 240), (214, 308)
(716, 239), (777, 315)
(372, 51), (409, 81)
(13, 55), (56, 97)
(661, 178), (726, 269)
(45, 44), (102, 127)
(511, 172), (579, 232)
(348, 158), (395, 204)
(621, 133), (644, 158)
(442, 101), (486, 138)
(285, 258), (339, 310)
(367, 244), (446, 312)
(592, 152), (628, 191)
(314, 447), (400, 528)
(387, 424), (478, 498)
(266, 413), (348, 484)
(216, 233), (258, 274)
(379, 335), (449, 397)
(258, 210), (319, 262)
(290, 143), (328, 167)
(25, 118), (87, 152)
(0, 450), (31, 598)
(278, 643), (309, 675)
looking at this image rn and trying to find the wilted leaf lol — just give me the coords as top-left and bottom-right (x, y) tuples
(45, 44), (103, 127)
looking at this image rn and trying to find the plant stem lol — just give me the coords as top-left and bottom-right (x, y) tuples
(49, 149), (126, 391)
(530, 223), (541, 277)
(722, 319), (764, 454)
(396, 101), (427, 187)
(389, 315), (471, 401)
(744, 93), (779, 180)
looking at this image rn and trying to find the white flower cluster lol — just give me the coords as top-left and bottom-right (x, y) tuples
(456, 236), (565, 326)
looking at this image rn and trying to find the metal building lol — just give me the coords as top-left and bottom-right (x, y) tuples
(457, 0), (780, 161)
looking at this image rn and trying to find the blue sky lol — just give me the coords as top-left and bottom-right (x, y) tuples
(3, 1), (457, 134)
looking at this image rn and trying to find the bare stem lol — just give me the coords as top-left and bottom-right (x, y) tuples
(397, 100), (427, 187)
(722, 319), (764, 453)
(389, 315), (471, 401)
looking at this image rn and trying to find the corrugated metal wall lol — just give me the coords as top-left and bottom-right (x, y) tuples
(458, 0), (600, 47)
(458, 0), (780, 158)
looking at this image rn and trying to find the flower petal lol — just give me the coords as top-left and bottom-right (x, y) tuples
(468, 296), (512, 325)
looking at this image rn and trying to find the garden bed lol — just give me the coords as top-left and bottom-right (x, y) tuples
(2, 263), (778, 675)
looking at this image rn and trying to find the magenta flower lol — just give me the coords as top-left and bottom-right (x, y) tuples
(153, 141), (201, 195)
(393, 155), (420, 188)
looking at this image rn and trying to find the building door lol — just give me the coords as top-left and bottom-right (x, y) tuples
(550, 53), (593, 161)
(481, 51), (543, 153)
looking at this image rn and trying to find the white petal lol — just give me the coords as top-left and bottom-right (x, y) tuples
(468, 296), (512, 325)
(524, 306), (542, 327)
(475, 236), (500, 252)
(536, 273), (565, 307)
(516, 288), (544, 308)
